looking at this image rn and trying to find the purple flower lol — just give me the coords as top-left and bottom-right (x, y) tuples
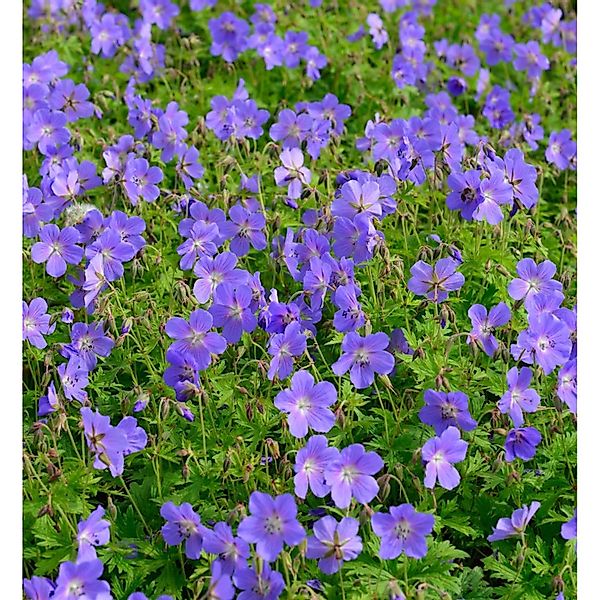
(77, 506), (110, 562)
(303, 257), (332, 311)
(176, 221), (219, 271)
(331, 332), (394, 389)
(23, 576), (55, 600)
(237, 492), (305, 562)
(305, 47), (327, 81)
(107, 210), (146, 253)
(61, 321), (114, 371)
(480, 29), (514, 66)
(282, 30), (308, 68)
(513, 41), (549, 79)
(49, 79), (94, 122)
(140, 0), (180, 30)
(221, 204), (267, 257)
(83, 255), (109, 308)
(561, 509), (576, 541)
(38, 382), (59, 417)
(307, 93), (351, 136)
(521, 114), (545, 151)
(209, 12), (249, 63)
(389, 328), (414, 356)
(26, 109), (70, 155)
(331, 180), (382, 219)
(333, 284), (365, 333)
(511, 314), (572, 375)
(487, 501), (540, 541)
(207, 560), (235, 600)
(209, 283), (257, 343)
(116, 416), (147, 456)
(23, 298), (55, 349)
(546, 130), (577, 171)
(557, 358), (576, 414)
(422, 426), (468, 490)
(472, 169), (513, 225)
(160, 501), (207, 559)
(447, 42), (480, 76)
(407, 258), (464, 303)
(23, 181), (53, 239)
(123, 157), (163, 205)
(90, 13), (128, 58)
(483, 85), (514, 129)
(274, 370), (336, 438)
(165, 309), (227, 370)
(267, 322), (307, 381)
(294, 435), (338, 499)
(31, 224), (83, 277)
(467, 302), (511, 356)
(504, 427), (542, 462)
(269, 109), (312, 149)
(367, 13), (388, 49)
(419, 390), (477, 435)
(176, 145), (204, 189)
(203, 522), (250, 575)
(193, 252), (249, 304)
(503, 148), (538, 209)
(306, 516), (362, 574)
(498, 367), (540, 427)
(324, 444), (383, 509)
(233, 563), (285, 600)
(507, 259), (563, 311)
(152, 101), (189, 161)
(179, 200), (226, 242)
(85, 229), (136, 281)
(52, 559), (110, 600)
(58, 357), (89, 403)
(371, 504), (435, 559)
(274, 148), (311, 200)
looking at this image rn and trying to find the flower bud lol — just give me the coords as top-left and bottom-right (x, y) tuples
(377, 474), (391, 502)
(107, 496), (117, 520)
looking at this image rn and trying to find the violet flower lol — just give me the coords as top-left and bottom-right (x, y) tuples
(23, 297), (55, 349)
(371, 504), (435, 559)
(488, 501), (540, 541)
(165, 309), (227, 370)
(31, 224), (83, 277)
(294, 435), (338, 499)
(419, 390), (477, 435)
(467, 302), (511, 356)
(160, 501), (207, 559)
(267, 322), (307, 381)
(306, 516), (362, 574)
(422, 426), (468, 490)
(331, 332), (394, 389)
(274, 148), (311, 201)
(237, 491), (305, 562)
(407, 258), (464, 303)
(209, 283), (257, 344)
(498, 367), (540, 427)
(504, 427), (542, 462)
(324, 444), (383, 509)
(274, 370), (336, 438)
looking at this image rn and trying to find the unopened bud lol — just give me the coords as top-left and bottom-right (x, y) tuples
(377, 474), (391, 502)
(107, 496), (117, 520)
(507, 470), (521, 483)
(497, 264), (511, 278)
(266, 438), (280, 459)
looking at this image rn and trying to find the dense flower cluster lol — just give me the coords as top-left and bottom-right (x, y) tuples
(23, 0), (577, 598)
